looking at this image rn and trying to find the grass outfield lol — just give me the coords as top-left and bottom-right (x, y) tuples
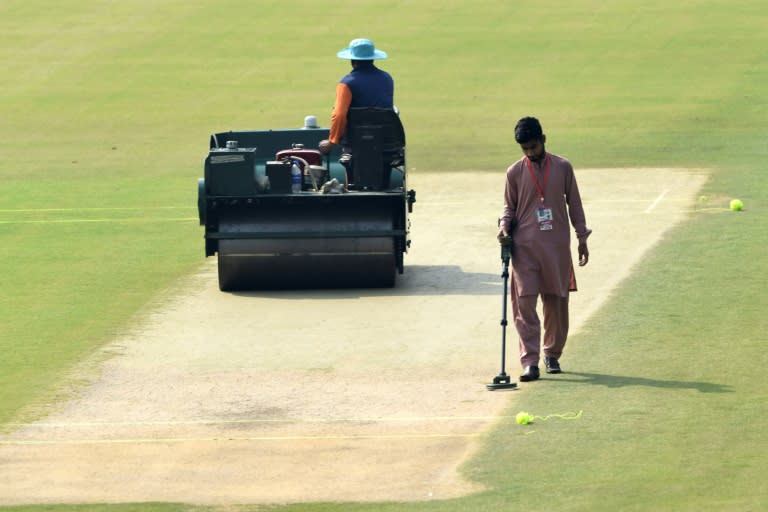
(1, 0), (766, 510)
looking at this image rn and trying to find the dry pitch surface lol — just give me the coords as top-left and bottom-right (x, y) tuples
(0, 169), (707, 505)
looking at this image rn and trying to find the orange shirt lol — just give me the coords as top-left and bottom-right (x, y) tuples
(328, 83), (353, 144)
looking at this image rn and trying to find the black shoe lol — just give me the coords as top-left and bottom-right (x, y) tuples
(545, 357), (562, 374)
(520, 366), (540, 382)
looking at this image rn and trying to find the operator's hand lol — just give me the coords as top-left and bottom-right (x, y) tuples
(497, 229), (512, 246)
(578, 239), (590, 266)
(318, 139), (334, 154)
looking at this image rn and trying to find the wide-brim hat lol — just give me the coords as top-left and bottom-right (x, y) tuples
(337, 38), (388, 60)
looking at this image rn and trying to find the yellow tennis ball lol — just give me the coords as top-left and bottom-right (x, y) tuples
(516, 412), (532, 425)
(730, 199), (744, 211)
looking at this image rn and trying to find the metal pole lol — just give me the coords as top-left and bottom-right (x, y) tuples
(487, 239), (517, 390)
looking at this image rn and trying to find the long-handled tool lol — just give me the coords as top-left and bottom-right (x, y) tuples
(486, 237), (517, 390)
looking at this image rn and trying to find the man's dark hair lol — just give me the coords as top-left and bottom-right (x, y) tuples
(514, 116), (543, 144)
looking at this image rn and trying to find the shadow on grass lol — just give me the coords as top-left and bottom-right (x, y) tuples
(554, 371), (733, 394)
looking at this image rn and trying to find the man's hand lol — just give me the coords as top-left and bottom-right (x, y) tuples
(318, 139), (334, 154)
(578, 240), (590, 266)
(497, 230), (513, 263)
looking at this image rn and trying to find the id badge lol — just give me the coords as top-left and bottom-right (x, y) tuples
(536, 207), (553, 231)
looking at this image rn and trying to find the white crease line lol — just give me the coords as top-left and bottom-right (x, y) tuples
(589, 198), (687, 203)
(0, 218), (197, 225)
(0, 432), (482, 446)
(0, 207), (192, 213)
(644, 189), (669, 213)
(418, 198), (689, 208)
(6, 415), (511, 428)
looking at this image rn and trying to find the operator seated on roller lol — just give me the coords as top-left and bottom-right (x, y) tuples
(318, 38), (395, 157)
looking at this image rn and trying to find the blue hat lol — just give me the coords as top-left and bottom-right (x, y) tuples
(336, 38), (388, 60)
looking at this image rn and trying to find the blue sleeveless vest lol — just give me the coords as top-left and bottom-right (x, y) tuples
(340, 63), (394, 109)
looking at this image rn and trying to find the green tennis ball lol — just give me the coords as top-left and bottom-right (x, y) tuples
(730, 199), (744, 211)
(516, 412), (533, 425)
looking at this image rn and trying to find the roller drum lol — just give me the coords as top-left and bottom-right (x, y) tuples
(216, 201), (397, 290)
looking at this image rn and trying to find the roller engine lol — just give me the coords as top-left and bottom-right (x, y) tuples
(197, 108), (416, 291)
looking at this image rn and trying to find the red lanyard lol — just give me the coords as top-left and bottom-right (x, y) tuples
(525, 154), (550, 203)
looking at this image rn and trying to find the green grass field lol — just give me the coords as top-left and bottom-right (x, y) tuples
(1, 0), (766, 510)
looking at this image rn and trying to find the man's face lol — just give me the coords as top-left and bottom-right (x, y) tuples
(519, 136), (546, 162)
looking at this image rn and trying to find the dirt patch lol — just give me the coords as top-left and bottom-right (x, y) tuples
(0, 169), (707, 505)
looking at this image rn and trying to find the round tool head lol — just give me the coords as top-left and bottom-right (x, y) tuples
(486, 374), (518, 391)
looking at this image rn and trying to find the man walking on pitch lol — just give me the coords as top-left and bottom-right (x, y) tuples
(497, 117), (592, 382)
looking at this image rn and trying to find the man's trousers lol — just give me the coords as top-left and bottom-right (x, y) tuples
(510, 279), (570, 368)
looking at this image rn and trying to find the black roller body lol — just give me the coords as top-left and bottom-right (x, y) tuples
(215, 198), (398, 290)
(200, 122), (412, 291)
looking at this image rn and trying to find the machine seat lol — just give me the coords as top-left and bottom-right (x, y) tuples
(341, 107), (405, 190)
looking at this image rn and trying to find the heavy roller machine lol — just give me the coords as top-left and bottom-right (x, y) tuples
(197, 108), (416, 291)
